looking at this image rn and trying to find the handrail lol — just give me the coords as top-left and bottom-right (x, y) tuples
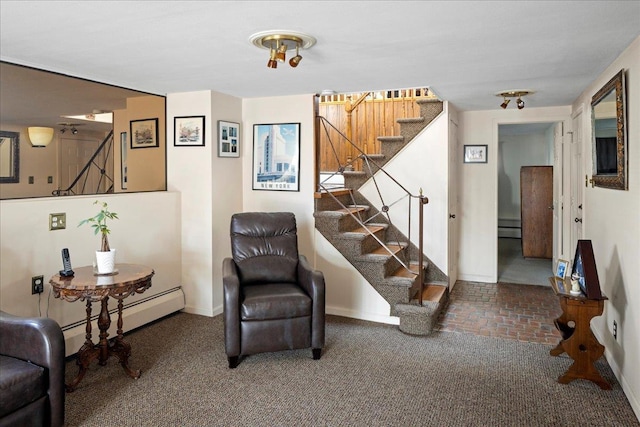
(52, 130), (114, 196)
(317, 114), (429, 296)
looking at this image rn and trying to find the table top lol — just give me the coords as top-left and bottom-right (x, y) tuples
(50, 263), (154, 302)
(548, 276), (607, 301)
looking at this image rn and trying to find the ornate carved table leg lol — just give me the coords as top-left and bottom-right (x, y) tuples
(97, 297), (112, 366)
(66, 299), (100, 392)
(110, 297), (141, 379)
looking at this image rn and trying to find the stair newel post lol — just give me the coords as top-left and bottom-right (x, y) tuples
(418, 188), (429, 306)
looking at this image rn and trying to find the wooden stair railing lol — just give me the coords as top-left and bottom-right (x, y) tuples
(52, 130), (114, 196)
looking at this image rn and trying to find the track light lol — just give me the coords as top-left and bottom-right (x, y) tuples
(276, 41), (287, 62)
(267, 46), (278, 68)
(289, 44), (302, 67)
(250, 30), (316, 69)
(495, 90), (534, 109)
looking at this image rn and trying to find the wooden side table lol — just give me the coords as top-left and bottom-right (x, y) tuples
(548, 276), (611, 390)
(50, 263), (154, 392)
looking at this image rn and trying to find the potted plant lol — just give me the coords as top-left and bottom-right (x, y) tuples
(78, 200), (119, 274)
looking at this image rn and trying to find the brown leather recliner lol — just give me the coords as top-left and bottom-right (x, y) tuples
(0, 311), (65, 427)
(223, 212), (325, 368)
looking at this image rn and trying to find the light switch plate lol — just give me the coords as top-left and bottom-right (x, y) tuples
(49, 213), (66, 230)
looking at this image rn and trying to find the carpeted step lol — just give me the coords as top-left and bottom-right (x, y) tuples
(396, 283), (448, 336)
(343, 170), (369, 189)
(332, 223), (389, 258)
(314, 205), (370, 235)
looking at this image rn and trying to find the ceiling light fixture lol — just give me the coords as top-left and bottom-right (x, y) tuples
(28, 127), (54, 147)
(58, 122), (81, 135)
(249, 30), (316, 69)
(495, 90), (534, 109)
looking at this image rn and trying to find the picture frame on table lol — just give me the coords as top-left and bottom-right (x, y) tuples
(556, 259), (569, 279)
(463, 145), (488, 163)
(130, 118), (159, 149)
(218, 120), (240, 157)
(252, 123), (300, 192)
(174, 116), (205, 147)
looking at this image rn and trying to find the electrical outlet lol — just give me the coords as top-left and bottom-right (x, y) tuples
(613, 320), (618, 340)
(49, 213), (66, 230)
(32, 275), (44, 294)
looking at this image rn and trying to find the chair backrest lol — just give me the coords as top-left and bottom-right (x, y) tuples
(230, 212), (299, 284)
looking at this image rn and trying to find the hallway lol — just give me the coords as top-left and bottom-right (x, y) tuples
(498, 237), (552, 286)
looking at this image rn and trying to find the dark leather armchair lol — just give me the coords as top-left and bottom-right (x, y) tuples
(0, 311), (65, 427)
(223, 212), (325, 368)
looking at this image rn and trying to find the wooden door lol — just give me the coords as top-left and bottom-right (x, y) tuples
(521, 166), (553, 258)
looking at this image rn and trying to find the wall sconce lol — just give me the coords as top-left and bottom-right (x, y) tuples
(28, 127), (54, 147)
(249, 30), (316, 69)
(495, 90), (534, 109)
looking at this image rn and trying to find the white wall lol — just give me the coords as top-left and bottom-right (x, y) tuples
(458, 106), (571, 282)
(167, 90), (243, 317)
(0, 192), (184, 354)
(573, 36), (640, 418)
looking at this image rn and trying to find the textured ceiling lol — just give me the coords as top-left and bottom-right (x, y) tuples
(1, 1), (639, 112)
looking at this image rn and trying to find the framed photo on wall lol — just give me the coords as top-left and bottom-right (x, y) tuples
(174, 116), (205, 147)
(463, 144), (488, 163)
(252, 123), (300, 191)
(120, 132), (128, 189)
(218, 120), (240, 157)
(130, 118), (159, 149)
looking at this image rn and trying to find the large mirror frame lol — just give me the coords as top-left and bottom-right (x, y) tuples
(591, 69), (627, 190)
(0, 131), (20, 183)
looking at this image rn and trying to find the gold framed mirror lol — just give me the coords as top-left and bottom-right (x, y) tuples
(591, 69), (627, 190)
(0, 131), (20, 183)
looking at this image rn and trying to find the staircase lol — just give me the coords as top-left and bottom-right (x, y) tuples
(314, 98), (448, 335)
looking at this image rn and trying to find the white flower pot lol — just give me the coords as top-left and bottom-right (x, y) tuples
(95, 249), (116, 274)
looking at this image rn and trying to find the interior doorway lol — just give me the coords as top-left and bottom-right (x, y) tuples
(497, 123), (555, 286)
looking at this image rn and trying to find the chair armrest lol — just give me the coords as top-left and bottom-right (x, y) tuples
(222, 258), (241, 357)
(297, 255), (326, 349)
(0, 311), (65, 427)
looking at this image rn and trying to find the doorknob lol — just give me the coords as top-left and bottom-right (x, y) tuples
(574, 217), (582, 223)
(449, 214), (456, 219)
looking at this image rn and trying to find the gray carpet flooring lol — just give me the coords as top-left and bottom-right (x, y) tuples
(64, 312), (638, 426)
(498, 238), (552, 286)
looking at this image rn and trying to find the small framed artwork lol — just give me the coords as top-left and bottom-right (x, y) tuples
(120, 132), (128, 189)
(463, 145), (488, 163)
(130, 118), (159, 149)
(174, 116), (205, 147)
(556, 259), (569, 279)
(218, 120), (240, 157)
(252, 123), (300, 192)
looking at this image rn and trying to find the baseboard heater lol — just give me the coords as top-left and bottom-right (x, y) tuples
(498, 218), (522, 239)
(61, 287), (185, 357)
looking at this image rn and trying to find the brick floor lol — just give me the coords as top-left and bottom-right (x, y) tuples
(435, 280), (563, 345)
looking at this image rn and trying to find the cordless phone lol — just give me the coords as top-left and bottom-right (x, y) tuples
(60, 248), (74, 277)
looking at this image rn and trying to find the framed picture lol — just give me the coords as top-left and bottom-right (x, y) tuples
(174, 116), (205, 147)
(120, 132), (128, 189)
(252, 123), (300, 191)
(556, 259), (569, 279)
(463, 145), (488, 163)
(571, 240), (605, 300)
(130, 118), (159, 149)
(218, 120), (240, 157)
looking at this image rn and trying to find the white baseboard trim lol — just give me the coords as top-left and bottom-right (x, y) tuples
(61, 287), (185, 357)
(327, 305), (399, 325)
(593, 329), (640, 421)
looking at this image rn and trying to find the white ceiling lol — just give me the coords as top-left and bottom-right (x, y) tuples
(1, 1), (639, 112)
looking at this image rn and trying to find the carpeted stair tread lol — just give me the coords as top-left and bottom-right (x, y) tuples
(396, 117), (425, 124)
(314, 188), (352, 199)
(377, 135), (404, 142)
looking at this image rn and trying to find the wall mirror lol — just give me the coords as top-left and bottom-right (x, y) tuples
(591, 69), (627, 190)
(0, 62), (166, 200)
(0, 131), (19, 183)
